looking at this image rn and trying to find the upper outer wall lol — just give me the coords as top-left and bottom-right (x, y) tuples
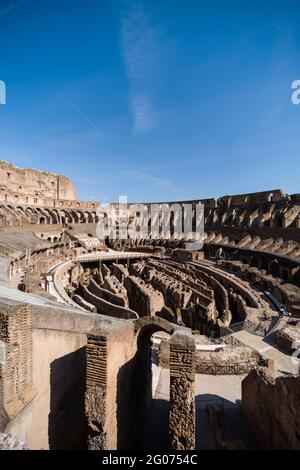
(0, 160), (288, 210)
(219, 189), (284, 207)
(114, 189), (285, 209)
(0, 161), (77, 201)
(0, 160), (290, 214)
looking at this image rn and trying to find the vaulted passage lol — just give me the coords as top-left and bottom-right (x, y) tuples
(85, 319), (195, 450)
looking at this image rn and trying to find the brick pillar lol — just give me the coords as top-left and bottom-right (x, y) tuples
(169, 330), (196, 450)
(85, 323), (136, 450)
(0, 303), (36, 426)
(85, 331), (108, 450)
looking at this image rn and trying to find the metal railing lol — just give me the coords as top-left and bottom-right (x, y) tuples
(74, 251), (152, 263)
(51, 250), (151, 310)
(196, 358), (257, 375)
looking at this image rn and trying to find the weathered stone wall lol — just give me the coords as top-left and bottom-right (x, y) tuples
(85, 321), (138, 450)
(73, 294), (97, 312)
(220, 259), (300, 317)
(0, 160), (77, 201)
(275, 322), (300, 352)
(0, 202), (99, 229)
(205, 241), (300, 285)
(124, 275), (164, 317)
(0, 300), (197, 451)
(85, 317), (196, 450)
(158, 338), (258, 375)
(1, 304), (96, 449)
(85, 332), (108, 449)
(129, 259), (218, 331)
(0, 303), (36, 431)
(89, 278), (127, 307)
(80, 284), (138, 319)
(5, 327), (88, 450)
(242, 367), (300, 449)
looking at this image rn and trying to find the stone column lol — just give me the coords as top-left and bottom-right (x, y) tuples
(85, 323), (137, 450)
(85, 331), (108, 450)
(169, 330), (196, 450)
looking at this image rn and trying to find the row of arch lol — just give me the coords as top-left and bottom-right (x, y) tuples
(0, 203), (99, 226)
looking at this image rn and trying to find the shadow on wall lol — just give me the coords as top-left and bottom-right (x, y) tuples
(116, 343), (152, 449)
(139, 399), (169, 450)
(116, 325), (170, 450)
(195, 393), (259, 450)
(48, 347), (88, 450)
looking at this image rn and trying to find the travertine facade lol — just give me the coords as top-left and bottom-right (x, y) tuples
(0, 160), (77, 201)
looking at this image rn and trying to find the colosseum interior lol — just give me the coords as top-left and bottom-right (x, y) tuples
(0, 161), (299, 451)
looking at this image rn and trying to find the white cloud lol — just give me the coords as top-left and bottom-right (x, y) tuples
(130, 93), (161, 133)
(121, 2), (173, 134)
(124, 169), (177, 195)
(0, 0), (24, 18)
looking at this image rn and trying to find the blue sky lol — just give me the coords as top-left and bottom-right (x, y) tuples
(0, 0), (300, 202)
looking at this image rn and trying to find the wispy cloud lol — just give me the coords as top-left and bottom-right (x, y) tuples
(0, 0), (25, 18)
(130, 93), (161, 133)
(124, 169), (178, 195)
(121, 2), (174, 134)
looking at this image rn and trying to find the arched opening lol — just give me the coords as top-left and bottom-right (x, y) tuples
(139, 330), (171, 448)
(120, 318), (175, 449)
(84, 211), (91, 223)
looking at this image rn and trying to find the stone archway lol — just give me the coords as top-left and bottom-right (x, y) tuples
(85, 318), (196, 451)
(133, 317), (177, 448)
(134, 318), (196, 450)
(134, 315), (176, 335)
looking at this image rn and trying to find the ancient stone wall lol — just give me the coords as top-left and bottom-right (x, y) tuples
(0, 202), (99, 229)
(85, 332), (108, 449)
(275, 321), (300, 352)
(68, 257), (270, 336)
(0, 160), (77, 201)
(89, 278), (127, 307)
(73, 294), (97, 312)
(124, 275), (164, 316)
(3, 305), (95, 449)
(158, 338), (258, 375)
(80, 284), (138, 319)
(85, 318), (196, 450)
(242, 367), (300, 449)
(0, 303), (36, 430)
(219, 259), (300, 317)
(85, 322), (138, 450)
(225, 189), (284, 207)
